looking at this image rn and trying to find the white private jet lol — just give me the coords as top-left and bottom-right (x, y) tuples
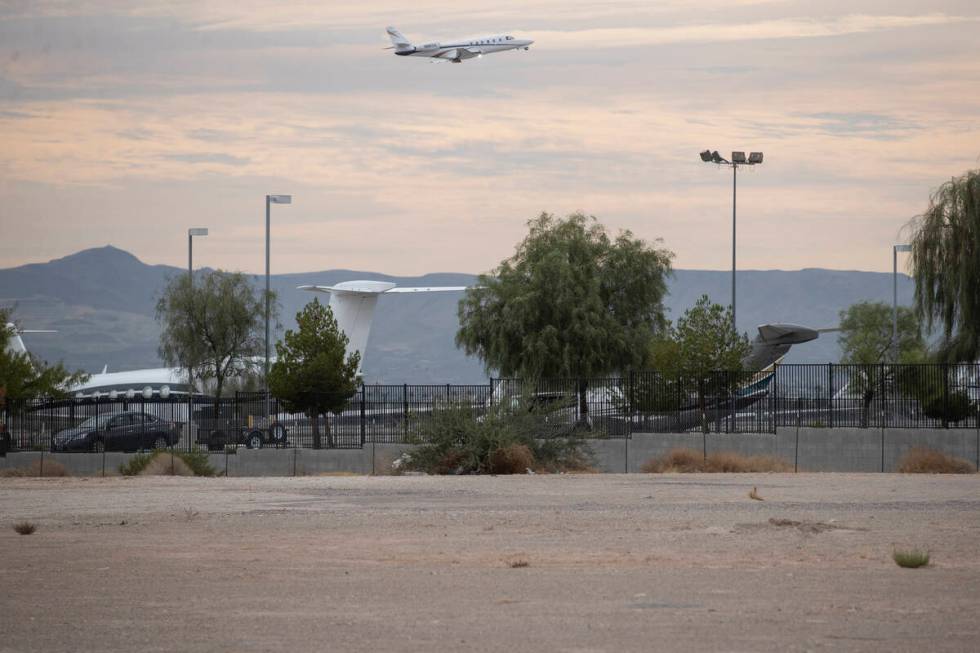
(386, 26), (533, 63)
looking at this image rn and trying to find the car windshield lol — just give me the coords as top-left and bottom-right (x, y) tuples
(76, 415), (114, 429)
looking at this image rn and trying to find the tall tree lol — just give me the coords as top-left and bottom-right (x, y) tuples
(268, 299), (360, 448)
(636, 296), (750, 416)
(156, 270), (274, 398)
(1, 308), (88, 416)
(907, 168), (980, 362)
(457, 212), (673, 419)
(837, 301), (926, 427)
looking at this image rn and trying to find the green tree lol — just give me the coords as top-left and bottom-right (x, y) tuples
(456, 212), (673, 420)
(156, 270), (274, 399)
(634, 296), (750, 416)
(1, 308), (88, 417)
(268, 299), (360, 449)
(906, 168), (980, 362)
(837, 301), (926, 427)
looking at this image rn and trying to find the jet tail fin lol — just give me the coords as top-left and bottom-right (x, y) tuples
(386, 26), (413, 51)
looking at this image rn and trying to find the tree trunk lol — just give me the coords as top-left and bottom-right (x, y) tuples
(325, 413), (334, 448)
(310, 409), (321, 449)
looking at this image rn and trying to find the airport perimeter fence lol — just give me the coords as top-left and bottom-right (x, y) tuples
(2, 363), (978, 455)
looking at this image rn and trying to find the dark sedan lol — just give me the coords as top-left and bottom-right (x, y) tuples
(51, 412), (179, 453)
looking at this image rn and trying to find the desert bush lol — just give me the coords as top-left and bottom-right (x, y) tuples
(405, 401), (592, 475)
(897, 448), (976, 474)
(13, 521), (36, 535)
(139, 454), (194, 476)
(893, 548), (930, 568)
(119, 449), (215, 477)
(641, 448), (791, 473)
(0, 459), (69, 478)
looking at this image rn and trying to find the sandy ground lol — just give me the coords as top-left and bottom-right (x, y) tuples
(1, 473), (978, 652)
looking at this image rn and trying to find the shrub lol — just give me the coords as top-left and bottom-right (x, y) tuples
(893, 548), (930, 568)
(405, 401), (592, 475)
(139, 454), (194, 476)
(119, 449), (216, 477)
(0, 459), (69, 478)
(641, 448), (791, 473)
(14, 521), (36, 535)
(897, 448), (976, 474)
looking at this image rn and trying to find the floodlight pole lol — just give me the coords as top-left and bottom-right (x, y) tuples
(187, 227), (208, 447)
(892, 244), (911, 362)
(265, 195), (271, 419)
(732, 163), (737, 330)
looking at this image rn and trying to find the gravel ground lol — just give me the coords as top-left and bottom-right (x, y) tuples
(1, 473), (978, 652)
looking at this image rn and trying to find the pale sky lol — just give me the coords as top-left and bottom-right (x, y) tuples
(1, 0), (978, 275)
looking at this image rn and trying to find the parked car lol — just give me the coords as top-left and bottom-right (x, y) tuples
(192, 404), (287, 451)
(51, 411), (179, 453)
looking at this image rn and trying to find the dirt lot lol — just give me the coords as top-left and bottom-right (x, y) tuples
(1, 473), (978, 652)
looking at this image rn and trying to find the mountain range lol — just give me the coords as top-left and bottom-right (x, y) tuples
(0, 246), (915, 383)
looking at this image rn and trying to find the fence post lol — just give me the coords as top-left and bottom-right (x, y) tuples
(828, 363), (834, 429)
(942, 363), (949, 429)
(629, 370), (636, 436)
(360, 383), (366, 447)
(403, 383), (409, 441)
(489, 377), (494, 407)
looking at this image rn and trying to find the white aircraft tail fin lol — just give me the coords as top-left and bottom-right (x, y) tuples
(386, 26), (413, 50)
(4, 322), (29, 357)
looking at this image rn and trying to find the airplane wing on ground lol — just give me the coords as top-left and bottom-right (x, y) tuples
(385, 287), (467, 293)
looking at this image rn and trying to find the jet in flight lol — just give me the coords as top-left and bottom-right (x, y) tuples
(386, 26), (533, 63)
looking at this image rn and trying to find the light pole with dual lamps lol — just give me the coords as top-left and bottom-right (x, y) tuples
(187, 227), (208, 445)
(699, 149), (763, 331)
(265, 195), (292, 418)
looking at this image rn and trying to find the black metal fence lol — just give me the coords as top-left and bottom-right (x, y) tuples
(2, 364), (978, 454)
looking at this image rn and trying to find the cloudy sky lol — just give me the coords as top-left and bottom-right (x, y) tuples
(1, 0), (978, 275)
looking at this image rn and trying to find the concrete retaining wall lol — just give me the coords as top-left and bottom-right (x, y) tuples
(2, 429), (977, 476)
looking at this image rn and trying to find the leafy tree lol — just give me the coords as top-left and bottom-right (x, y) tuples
(634, 296), (750, 416)
(268, 299), (360, 449)
(0, 308), (88, 416)
(156, 270), (274, 398)
(838, 301), (925, 365)
(457, 212), (673, 421)
(906, 168), (980, 362)
(837, 301), (926, 427)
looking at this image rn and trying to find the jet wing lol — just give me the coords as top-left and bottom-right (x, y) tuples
(385, 287), (467, 293)
(435, 47), (479, 61)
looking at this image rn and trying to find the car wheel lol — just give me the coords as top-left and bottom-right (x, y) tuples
(152, 436), (169, 450)
(91, 439), (105, 453)
(246, 431), (263, 450)
(270, 424), (287, 443)
(207, 430), (226, 452)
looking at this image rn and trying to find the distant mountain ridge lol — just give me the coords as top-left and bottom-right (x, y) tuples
(0, 246), (915, 383)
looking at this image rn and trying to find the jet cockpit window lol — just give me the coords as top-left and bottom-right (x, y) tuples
(506, 36), (514, 40)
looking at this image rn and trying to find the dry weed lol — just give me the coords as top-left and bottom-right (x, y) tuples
(488, 444), (535, 475)
(749, 487), (764, 501)
(897, 448), (976, 474)
(508, 559), (530, 568)
(0, 459), (70, 478)
(641, 448), (791, 474)
(13, 521), (36, 535)
(139, 455), (193, 476)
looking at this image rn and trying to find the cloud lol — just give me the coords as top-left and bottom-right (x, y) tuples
(533, 14), (978, 49)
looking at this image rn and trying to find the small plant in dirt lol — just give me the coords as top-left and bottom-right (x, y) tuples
(13, 521), (36, 535)
(404, 401), (593, 475)
(118, 449), (215, 477)
(641, 448), (791, 473)
(893, 548), (930, 568)
(897, 448), (976, 474)
(508, 559), (530, 568)
(0, 460), (70, 478)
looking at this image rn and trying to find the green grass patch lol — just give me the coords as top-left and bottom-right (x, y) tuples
(119, 449), (216, 477)
(893, 548), (930, 568)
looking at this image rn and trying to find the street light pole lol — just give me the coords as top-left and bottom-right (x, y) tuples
(187, 227), (208, 447)
(264, 195), (291, 418)
(700, 150), (763, 332)
(893, 244), (912, 362)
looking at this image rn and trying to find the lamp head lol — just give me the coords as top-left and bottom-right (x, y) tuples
(711, 151), (727, 164)
(748, 152), (764, 164)
(731, 151), (746, 164)
(188, 227), (208, 237)
(700, 150), (712, 162)
(268, 195), (292, 204)
(894, 244), (912, 252)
